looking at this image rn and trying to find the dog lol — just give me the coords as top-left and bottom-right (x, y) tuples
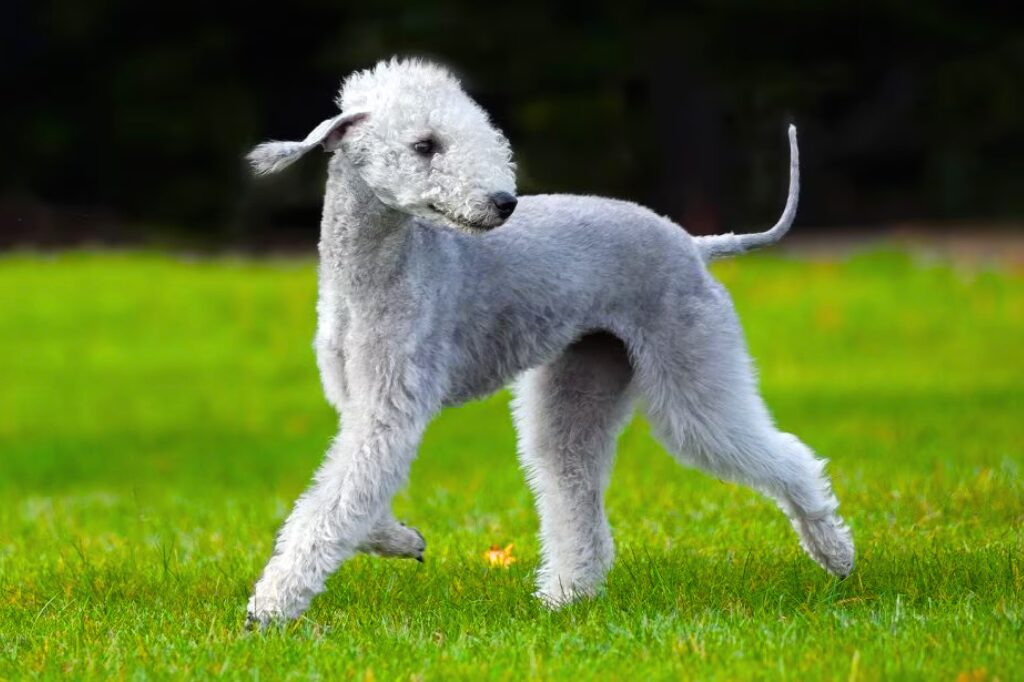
(244, 58), (853, 626)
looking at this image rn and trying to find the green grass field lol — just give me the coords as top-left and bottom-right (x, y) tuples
(1, 251), (1021, 680)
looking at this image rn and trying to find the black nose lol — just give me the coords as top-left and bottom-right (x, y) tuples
(490, 192), (518, 219)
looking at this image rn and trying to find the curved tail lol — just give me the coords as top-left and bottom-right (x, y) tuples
(694, 125), (800, 261)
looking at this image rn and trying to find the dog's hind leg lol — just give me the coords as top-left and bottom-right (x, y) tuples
(512, 332), (634, 608)
(635, 309), (854, 578)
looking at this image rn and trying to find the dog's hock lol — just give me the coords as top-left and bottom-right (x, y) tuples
(246, 111), (368, 175)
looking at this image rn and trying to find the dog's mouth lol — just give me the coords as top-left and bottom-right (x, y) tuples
(428, 204), (497, 232)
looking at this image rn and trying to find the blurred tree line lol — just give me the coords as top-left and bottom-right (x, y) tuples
(3, 1), (1023, 247)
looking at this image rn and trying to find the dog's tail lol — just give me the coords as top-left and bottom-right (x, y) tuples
(694, 125), (800, 262)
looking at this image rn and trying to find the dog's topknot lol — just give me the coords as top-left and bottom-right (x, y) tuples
(336, 58), (464, 113)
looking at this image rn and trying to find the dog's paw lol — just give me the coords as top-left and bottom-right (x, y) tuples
(245, 594), (289, 631)
(245, 563), (316, 630)
(359, 521), (426, 562)
(534, 583), (595, 610)
(794, 513), (855, 578)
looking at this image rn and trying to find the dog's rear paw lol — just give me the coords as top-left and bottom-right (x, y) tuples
(795, 513), (855, 578)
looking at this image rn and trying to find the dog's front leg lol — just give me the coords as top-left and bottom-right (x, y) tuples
(246, 409), (428, 627)
(314, 337), (347, 412)
(314, 282), (352, 412)
(314, 349), (427, 561)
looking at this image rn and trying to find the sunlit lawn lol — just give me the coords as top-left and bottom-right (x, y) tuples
(1, 250), (1021, 679)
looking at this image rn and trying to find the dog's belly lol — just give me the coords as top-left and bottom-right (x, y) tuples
(440, 317), (595, 407)
(442, 374), (507, 407)
(441, 333), (535, 406)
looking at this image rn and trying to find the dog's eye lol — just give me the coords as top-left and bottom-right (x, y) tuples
(412, 139), (437, 156)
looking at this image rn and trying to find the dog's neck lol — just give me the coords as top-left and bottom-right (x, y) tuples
(318, 156), (412, 286)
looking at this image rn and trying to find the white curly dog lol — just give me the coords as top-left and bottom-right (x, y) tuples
(244, 58), (854, 626)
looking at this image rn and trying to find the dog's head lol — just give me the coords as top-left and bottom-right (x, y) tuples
(248, 58), (518, 232)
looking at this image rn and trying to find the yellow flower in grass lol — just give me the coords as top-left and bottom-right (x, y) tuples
(484, 543), (516, 568)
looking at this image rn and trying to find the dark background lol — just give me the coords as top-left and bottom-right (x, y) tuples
(4, 1), (1023, 249)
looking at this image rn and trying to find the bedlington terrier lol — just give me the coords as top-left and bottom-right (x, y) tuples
(244, 58), (854, 626)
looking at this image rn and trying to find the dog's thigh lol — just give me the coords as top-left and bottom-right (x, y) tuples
(513, 332), (634, 607)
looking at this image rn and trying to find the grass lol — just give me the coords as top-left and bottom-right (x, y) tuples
(0, 250), (1021, 680)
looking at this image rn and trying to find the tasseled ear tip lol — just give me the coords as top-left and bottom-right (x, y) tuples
(246, 141), (311, 176)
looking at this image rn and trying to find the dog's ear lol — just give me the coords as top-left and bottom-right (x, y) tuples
(246, 111), (369, 175)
